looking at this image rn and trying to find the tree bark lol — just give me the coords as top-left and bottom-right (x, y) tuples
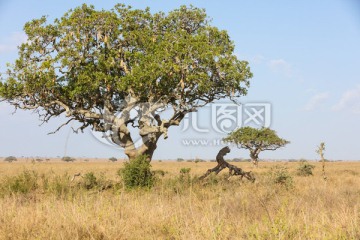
(200, 147), (255, 182)
(250, 150), (259, 167)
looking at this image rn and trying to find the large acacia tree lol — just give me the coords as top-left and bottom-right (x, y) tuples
(0, 4), (252, 160)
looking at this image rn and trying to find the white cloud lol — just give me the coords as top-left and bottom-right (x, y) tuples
(303, 92), (330, 111)
(332, 85), (360, 113)
(0, 32), (27, 54)
(251, 54), (266, 64)
(268, 59), (293, 77)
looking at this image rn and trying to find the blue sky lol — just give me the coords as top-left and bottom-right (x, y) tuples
(0, 0), (359, 160)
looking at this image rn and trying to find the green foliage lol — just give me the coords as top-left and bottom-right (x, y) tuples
(224, 127), (289, 166)
(179, 168), (192, 184)
(109, 157), (118, 162)
(224, 127), (290, 150)
(82, 172), (98, 190)
(4, 156), (17, 162)
(180, 168), (191, 174)
(2, 170), (38, 194)
(118, 155), (155, 189)
(296, 162), (315, 176)
(0, 4), (252, 158)
(267, 165), (294, 189)
(62, 156), (75, 162)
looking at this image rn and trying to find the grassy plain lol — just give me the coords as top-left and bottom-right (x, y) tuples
(0, 159), (359, 239)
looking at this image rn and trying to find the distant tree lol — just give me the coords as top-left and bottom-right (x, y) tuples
(224, 127), (289, 167)
(62, 156), (75, 162)
(316, 142), (327, 181)
(4, 156), (17, 163)
(0, 4), (252, 161)
(109, 157), (118, 162)
(176, 158), (184, 162)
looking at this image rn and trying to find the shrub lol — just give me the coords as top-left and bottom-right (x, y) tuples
(178, 168), (191, 184)
(117, 155), (155, 189)
(296, 162), (315, 176)
(109, 157), (118, 162)
(4, 156), (17, 163)
(3, 170), (38, 194)
(176, 158), (184, 162)
(268, 165), (294, 189)
(180, 168), (191, 174)
(62, 156), (75, 162)
(82, 172), (98, 190)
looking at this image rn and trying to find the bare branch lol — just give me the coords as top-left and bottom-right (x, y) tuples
(48, 118), (75, 135)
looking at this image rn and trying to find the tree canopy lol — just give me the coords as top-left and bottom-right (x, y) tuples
(0, 4), (252, 160)
(224, 127), (289, 166)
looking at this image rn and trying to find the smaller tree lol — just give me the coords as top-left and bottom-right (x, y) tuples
(316, 142), (327, 181)
(224, 127), (289, 167)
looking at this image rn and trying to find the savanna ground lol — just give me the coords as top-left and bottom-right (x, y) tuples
(0, 159), (359, 240)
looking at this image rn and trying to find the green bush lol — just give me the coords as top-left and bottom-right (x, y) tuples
(3, 170), (38, 194)
(180, 168), (191, 174)
(176, 158), (184, 162)
(4, 156), (17, 163)
(82, 172), (98, 190)
(179, 168), (192, 185)
(117, 155), (155, 189)
(296, 162), (315, 176)
(109, 157), (117, 162)
(268, 165), (294, 189)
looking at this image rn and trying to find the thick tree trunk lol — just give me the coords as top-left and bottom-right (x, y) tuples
(124, 134), (161, 161)
(200, 147), (255, 182)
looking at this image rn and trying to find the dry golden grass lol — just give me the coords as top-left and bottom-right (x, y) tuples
(0, 160), (359, 239)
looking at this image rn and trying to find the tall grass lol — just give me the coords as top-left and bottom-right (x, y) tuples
(0, 161), (359, 239)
